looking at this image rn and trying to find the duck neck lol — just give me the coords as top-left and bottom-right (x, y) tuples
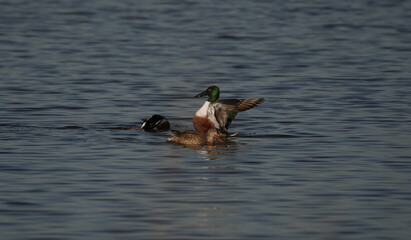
(206, 132), (215, 144)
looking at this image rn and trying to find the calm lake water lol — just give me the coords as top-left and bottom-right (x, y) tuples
(1, 0), (411, 239)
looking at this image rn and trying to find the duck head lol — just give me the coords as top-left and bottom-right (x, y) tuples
(140, 115), (170, 131)
(207, 129), (225, 144)
(195, 85), (220, 102)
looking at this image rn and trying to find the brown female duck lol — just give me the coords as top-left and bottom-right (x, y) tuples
(168, 129), (224, 145)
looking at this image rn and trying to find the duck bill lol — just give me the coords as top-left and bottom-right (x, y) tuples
(194, 89), (208, 98)
(215, 135), (225, 143)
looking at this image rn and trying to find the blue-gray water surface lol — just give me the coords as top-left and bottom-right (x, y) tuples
(1, 1), (411, 239)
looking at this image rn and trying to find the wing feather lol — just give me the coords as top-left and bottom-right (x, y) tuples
(208, 98), (265, 133)
(236, 98), (265, 111)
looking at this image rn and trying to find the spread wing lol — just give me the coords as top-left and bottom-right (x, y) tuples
(209, 98), (265, 133)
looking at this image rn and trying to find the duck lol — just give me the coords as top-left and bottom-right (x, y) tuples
(193, 86), (264, 135)
(140, 115), (170, 131)
(168, 128), (224, 145)
(141, 114), (224, 145)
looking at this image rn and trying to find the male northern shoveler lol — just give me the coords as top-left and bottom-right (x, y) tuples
(168, 128), (224, 145)
(193, 86), (264, 134)
(140, 115), (170, 131)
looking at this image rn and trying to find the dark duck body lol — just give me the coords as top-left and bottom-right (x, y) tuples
(140, 115), (170, 131)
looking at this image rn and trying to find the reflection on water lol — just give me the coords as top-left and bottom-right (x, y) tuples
(193, 142), (239, 161)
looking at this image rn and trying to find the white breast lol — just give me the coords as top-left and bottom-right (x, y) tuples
(195, 101), (210, 117)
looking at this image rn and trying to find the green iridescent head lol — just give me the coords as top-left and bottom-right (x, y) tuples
(194, 86), (220, 102)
